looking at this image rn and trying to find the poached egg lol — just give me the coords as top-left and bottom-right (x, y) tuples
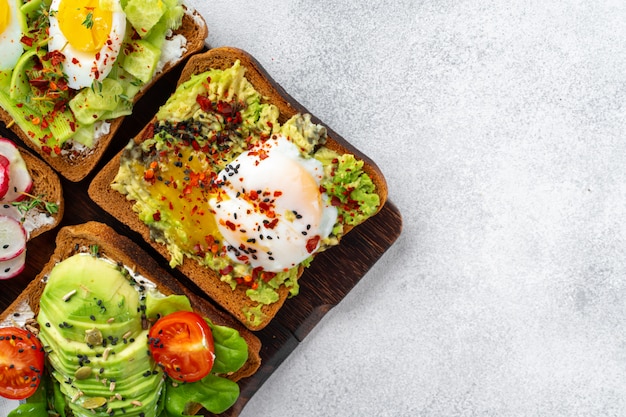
(209, 135), (338, 272)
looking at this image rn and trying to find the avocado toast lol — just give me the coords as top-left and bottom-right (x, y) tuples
(0, 221), (261, 416)
(89, 47), (388, 330)
(0, 0), (208, 182)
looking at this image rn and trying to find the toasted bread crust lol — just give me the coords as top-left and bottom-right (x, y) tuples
(0, 7), (208, 182)
(89, 47), (388, 330)
(19, 148), (64, 239)
(0, 221), (261, 386)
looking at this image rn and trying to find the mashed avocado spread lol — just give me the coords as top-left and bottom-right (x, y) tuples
(112, 61), (380, 327)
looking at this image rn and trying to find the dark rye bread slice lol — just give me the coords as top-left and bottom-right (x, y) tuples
(0, 221), (262, 392)
(88, 47), (389, 330)
(16, 147), (64, 239)
(0, 6), (208, 182)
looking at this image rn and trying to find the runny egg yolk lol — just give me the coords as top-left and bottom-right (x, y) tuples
(0, 0), (10, 36)
(130, 146), (222, 255)
(57, 0), (112, 53)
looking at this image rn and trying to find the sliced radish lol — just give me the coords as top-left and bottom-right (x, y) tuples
(0, 202), (21, 220)
(0, 138), (33, 202)
(0, 154), (9, 199)
(0, 215), (27, 261)
(0, 250), (26, 279)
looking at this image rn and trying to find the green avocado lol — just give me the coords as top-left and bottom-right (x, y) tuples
(36, 254), (164, 417)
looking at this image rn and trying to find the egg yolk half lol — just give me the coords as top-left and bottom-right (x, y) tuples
(57, 0), (112, 52)
(0, 0), (10, 36)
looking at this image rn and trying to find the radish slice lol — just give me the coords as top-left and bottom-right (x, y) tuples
(0, 138), (33, 203)
(0, 155), (9, 199)
(0, 215), (27, 261)
(0, 250), (26, 279)
(0, 202), (21, 221)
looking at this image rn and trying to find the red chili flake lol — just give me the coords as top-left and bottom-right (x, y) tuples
(196, 95), (212, 112)
(219, 265), (233, 275)
(28, 78), (48, 91)
(330, 196), (342, 207)
(41, 146), (52, 155)
(20, 36), (34, 47)
(267, 121), (273, 128)
(273, 191), (282, 197)
(16, 103), (22, 108)
(53, 145), (61, 155)
(249, 190), (259, 200)
(72, 57), (80, 65)
(153, 211), (161, 221)
(261, 271), (276, 283)
(258, 201), (271, 212)
(48, 50), (65, 67)
(264, 218), (279, 230)
(225, 220), (236, 231)
(306, 235), (321, 253)
(216, 101), (232, 115)
(144, 168), (155, 180)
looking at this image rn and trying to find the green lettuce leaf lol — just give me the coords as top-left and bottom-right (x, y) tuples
(206, 320), (249, 375)
(161, 374), (240, 416)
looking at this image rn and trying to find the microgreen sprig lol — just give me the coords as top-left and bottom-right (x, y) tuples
(12, 192), (59, 215)
(82, 11), (94, 29)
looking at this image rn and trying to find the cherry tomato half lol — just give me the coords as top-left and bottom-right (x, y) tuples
(0, 327), (45, 400)
(148, 311), (214, 383)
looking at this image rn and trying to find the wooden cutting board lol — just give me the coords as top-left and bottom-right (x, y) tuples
(0, 59), (403, 417)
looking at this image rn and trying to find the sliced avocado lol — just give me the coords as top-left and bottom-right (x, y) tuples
(36, 254), (165, 417)
(39, 254), (140, 324)
(120, 39), (161, 84)
(123, 0), (166, 37)
(69, 79), (132, 125)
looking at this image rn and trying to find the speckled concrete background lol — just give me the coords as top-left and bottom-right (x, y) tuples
(187, 1), (626, 416)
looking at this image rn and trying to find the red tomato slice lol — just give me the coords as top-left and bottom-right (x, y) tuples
(0, 327), (45, 400)
(148, 311), (214, 383)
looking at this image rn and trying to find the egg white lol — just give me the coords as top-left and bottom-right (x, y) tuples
(0, 0), (26, 70)
(210, 136), (338, 272)
(48, 0), (126, 90)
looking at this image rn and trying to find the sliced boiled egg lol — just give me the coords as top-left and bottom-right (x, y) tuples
(48, 0), (126, 89)
(209, 136), (338, 272)
(0, 0), (27, 70)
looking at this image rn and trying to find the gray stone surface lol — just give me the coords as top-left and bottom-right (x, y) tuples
(187, 0), (626, 415)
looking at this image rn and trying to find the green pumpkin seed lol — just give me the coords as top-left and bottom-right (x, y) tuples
(82, 396), (107, 409)
(74, 366), (93, 380)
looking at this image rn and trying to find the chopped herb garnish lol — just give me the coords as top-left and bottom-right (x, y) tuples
(82, 12), (94, 29)
(12, 193), (59, 215)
